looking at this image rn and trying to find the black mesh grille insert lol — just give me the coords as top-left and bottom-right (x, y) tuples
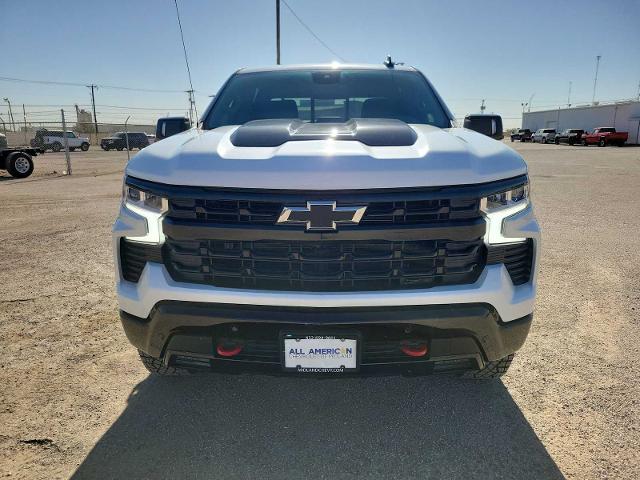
(168, 197), (480, 225)
(164, 237), (486, 292)
(487, 239), (534, 285)
(120, 239), (163, 283)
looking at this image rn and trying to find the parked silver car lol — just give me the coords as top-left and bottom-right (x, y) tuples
(532, 128), (556, 144)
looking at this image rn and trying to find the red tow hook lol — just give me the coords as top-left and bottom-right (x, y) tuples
(216, 341), (243, 357)
(400, 341), (428, 357)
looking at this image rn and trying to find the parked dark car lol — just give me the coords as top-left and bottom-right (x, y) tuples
(554, 129), (584, 145)
(510, 129), (532, 142)
(101, 132), (150, 151)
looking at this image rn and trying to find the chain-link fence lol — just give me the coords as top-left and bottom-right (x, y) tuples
(1, 117), (157, 148)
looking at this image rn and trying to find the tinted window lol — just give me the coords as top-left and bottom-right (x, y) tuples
(204, 69), (450, 129)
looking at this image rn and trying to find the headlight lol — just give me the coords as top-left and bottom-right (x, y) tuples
(481, 181), (529, 213)
(123, 185), (168, 213)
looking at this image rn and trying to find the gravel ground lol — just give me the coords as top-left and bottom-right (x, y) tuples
(1, 143), (639, 479)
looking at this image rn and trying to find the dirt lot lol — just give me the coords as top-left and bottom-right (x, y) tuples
(1, 143), (639, 479)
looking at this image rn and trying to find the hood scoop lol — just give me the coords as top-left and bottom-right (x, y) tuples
(230, 118), (418, 147)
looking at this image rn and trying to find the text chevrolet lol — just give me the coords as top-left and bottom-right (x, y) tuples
(113, 64), (540, 378)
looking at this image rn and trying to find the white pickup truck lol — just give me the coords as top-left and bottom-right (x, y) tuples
(31, 130), (90, 152)
(113, 63), (540, 379)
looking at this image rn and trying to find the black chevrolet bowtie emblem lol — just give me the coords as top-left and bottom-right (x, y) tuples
(277, 202), (367, 231)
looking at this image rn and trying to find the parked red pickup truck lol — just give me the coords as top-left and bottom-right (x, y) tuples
(582, 127), (628, 147)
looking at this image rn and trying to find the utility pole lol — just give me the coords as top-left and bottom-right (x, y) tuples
(124, 115), (131, 162)
(186, 89), (196, 126)
(276, 0), (281, 64)
(87, 84), (99, 143)
(567, 81), (572, 108)
(61, 109), (72, 175)
(480, 99), (486, 114)
(636, 80), (640, 101)
(592, 55), (601, 104)
(22, 104), (28, 145)
(3, 98), (15, 132)
(0, 116), (6, 135)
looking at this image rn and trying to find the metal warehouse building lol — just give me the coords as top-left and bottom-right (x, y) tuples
(522, 100), (640, 145)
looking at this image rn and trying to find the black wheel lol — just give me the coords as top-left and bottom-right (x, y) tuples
(138, 350), (190, 376)
(510, 138), (515, 142)
(555, 138), (560, 145)
(581, 139), (588, 146)
(117, 146), (124, 151)
(465, 354), (515, 379)
(6, 152), (35, 178)
(598, 138), (606, 147)
(51, 142), (62, 152)
(80, 142), (89, 151)
(568, 139), (574, 145)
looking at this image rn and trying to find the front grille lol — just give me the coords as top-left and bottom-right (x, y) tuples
(122, 176), (530, 293)
(168, 197), (480, 226)
(487, 239), (534, 285)
(164, 237), (486, 291)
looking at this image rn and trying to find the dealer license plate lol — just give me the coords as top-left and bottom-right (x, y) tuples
(283, 335), (358, 373)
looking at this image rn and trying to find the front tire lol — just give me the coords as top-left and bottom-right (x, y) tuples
(598, 138), (606, 147)
(81, 142), (90, 151)
(7, 152), (35, 178)
(138, 350), (190, 376)
(465, 354), (515, 379)
(51, 142), (62, 152)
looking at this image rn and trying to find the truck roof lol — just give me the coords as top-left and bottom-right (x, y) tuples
(236, 63), (418, 74)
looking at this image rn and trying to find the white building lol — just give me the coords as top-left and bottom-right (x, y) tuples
(522, 100), (640, 144)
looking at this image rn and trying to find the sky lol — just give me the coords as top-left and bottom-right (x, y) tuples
(1, 0), (639, 128)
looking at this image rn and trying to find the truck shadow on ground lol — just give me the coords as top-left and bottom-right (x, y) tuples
(72, 373), (564, 479)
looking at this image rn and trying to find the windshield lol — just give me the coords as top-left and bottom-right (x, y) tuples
(203, 69), (451, 129)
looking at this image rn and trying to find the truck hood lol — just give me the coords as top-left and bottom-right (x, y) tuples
(125, 124), (527, 190)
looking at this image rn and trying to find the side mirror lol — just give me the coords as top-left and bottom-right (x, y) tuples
(155, 117), (191, 140)
(463, 114), (504, 140)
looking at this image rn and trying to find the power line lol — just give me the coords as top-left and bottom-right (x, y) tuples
(15, 103), (187, 110)
(0, 75), (188, 93)
(173, 0), (198, 123)
(280, 0), (346, 62)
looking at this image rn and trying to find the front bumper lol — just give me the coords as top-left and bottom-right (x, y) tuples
(121, 301), (533, 374)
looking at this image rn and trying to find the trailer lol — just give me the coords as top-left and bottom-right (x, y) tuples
(1, 133), (38, 178)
